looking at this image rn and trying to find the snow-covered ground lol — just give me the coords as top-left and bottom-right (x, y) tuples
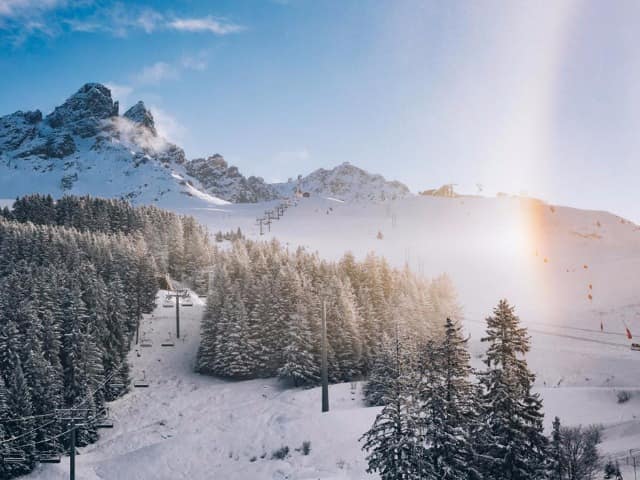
(25, 289), (640, 479)
(24, 194), (640, 478)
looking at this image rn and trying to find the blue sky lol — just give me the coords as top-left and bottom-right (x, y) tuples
(1, 1), (640, 222)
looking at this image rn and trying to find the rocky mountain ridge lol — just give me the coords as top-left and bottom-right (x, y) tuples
(0, 83), (411, 205)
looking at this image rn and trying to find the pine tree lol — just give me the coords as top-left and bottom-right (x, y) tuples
(548, 416), (563, 480)
(475, 299), (548, 480)
(416, 318), (477, 479)
(360, 327), (428, 480)
(363, 334), (397, 406)
(278, 300), (319, 387)
(0, 375), (12, 479)
(5, 357), (36, 475)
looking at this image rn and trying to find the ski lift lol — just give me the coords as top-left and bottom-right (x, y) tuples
(180, 297), (193, 307)
(95, 418), (114, 429)
(161, 334), (175, 347)
(4, 450), (26, 464)
(163, 299), (175, 308)
(133, 370), (149, 388)
(631, 343), (640, 351)
(140, 338), (153, 348)
(38, 451), (62, 463)
(93, 407), (114, 429)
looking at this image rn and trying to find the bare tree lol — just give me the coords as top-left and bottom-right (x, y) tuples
(561, 425), (602, 480)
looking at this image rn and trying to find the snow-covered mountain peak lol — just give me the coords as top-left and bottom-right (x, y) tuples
(45, 83), (119, 137)
(0, 83), (207, 206)
(273, 162), (411, 201)
(123, 100), (156, 136)
(0, 82), (416, 206)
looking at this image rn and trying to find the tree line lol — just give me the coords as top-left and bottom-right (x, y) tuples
(0, 194), (215, 478)
(1, 194), (215, 290)
(361, 300), (605, 480)
(197, 238), (461, 386)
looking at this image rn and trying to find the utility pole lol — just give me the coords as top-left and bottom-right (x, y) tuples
(321, 299), (329, 413)
(70, 419), (76, 480)
(56, 409), (87, 480)
(175, 290), (180, 339)
(135, 300), (141, 345)
(166, 289), (186, 339)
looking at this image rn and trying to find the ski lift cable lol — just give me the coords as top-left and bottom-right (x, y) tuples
(0, 359), (126, 445)
(0, 418), (58, 447)
(6, 423), (80, 450)
(0, 411), (57, 423)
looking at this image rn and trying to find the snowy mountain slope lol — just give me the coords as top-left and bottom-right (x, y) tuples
(25, 289), (640, 480)
(0, 84), (229, 208)
(184, 194), (640, 329)
(1, 84), (412, 206)
(272, 162), (411, 202)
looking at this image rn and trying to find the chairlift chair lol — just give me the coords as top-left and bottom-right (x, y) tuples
(133, 370), (149, 388)
(38, 451), (62, 463)
(4, 450), (26, 464)
(631, 343), (640, 351)
(140, 338), (153, 348)
(163, 299), (175, 308)
(95, 418), (114, 429)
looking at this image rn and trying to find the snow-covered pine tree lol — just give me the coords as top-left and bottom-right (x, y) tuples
(363, 333), (397, 406)
(415, 318), (477, 479)
(0, 375), (12, 479)
(360, 327), (428, 480)
(475, 299), (548, 480)
(547, 416), (563, 480)
(278, 300), (319, 387)
(5, 357), (36, 475)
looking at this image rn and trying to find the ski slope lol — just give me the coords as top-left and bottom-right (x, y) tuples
(184, 194), (640, 328)
(24, 193), (640, 478)
(24, 289), (640, 479)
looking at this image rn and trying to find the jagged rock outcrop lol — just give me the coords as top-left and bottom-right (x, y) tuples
(45, 83), (119, 137)
(185, 155), (279, 203)
(124, 101), (157, 136)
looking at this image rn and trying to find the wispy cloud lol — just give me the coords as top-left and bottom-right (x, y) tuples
(0, 0), (66, 18)
(168, 16), (244, 35)
(181, 51), (209, 71)
(104, 82), (133, 105)
(135, 62), (178, 85)
(149, 105), (186, 145)
(0, 2), (245, 44)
